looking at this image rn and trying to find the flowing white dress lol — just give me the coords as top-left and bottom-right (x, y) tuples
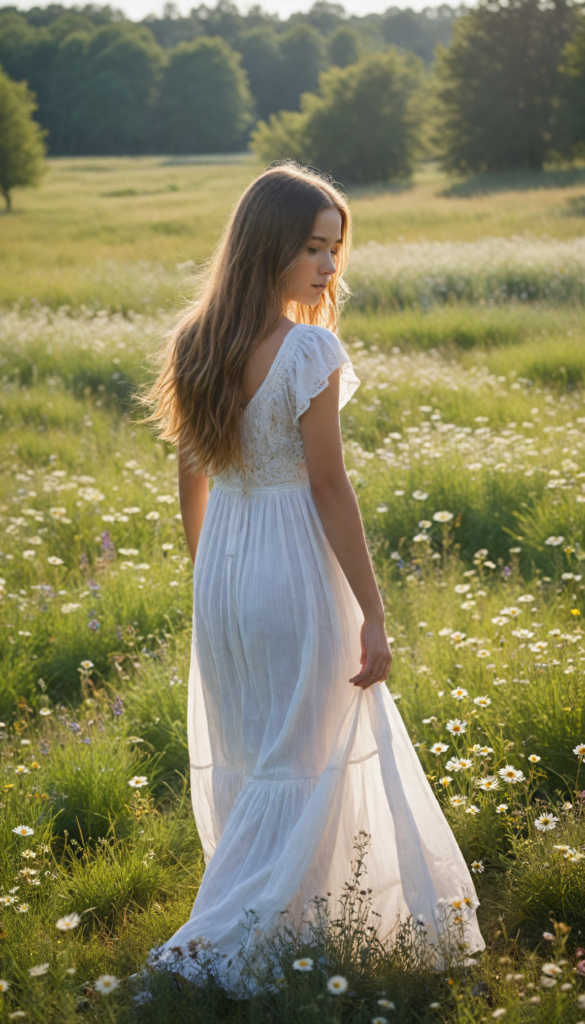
(156, 323), (485, 991)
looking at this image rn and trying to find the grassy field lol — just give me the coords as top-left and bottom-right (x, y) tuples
(1, 157), (585, 1023)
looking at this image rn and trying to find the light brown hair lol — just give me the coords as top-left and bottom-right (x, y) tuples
(135, 162), (351, 476)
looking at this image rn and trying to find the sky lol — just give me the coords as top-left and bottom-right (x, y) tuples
(13, 0), (458, 23)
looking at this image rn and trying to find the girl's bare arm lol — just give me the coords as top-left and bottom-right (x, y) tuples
(300, 369), (392, 689)
(177, 448), (209, 567)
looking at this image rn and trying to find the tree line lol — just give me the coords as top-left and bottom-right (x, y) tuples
(1, 0), (585, 196)
(0, 1), (457, 154)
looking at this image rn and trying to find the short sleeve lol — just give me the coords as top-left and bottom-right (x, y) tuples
(288, 325), (360, 421)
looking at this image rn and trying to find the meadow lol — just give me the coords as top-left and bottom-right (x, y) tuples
(1, 156), (585, 1023)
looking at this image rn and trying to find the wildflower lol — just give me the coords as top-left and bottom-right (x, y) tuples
(15, 766), (29, 775)
(450, 687), (468, 700)
(376, 505), (388, 514)
(472, 745), (493, 756)
(450, 795), (467, 807)
(430, 742), (449, 755)
(378, 998), (395, 1009)
(578, 993), (585, 1009)
(473, 696), (491, 707)
(433, 511), (453, 523)
(16, 904), (29, 913)
(412, 491), (428, 501)
(470, 860), (484, 873)
(463, 894), (479, 910)
(438, 776), (452, 787)
(544, 536), (565, 547)
(495, 804), (508, 814)
(573, 743), (585, 758)
(446, 719), (467, 735)
(12, 825), (34, 837)
(95, 975), (120, 994)
(498, 765), (525, 784)
(29, 964), (49, 977)
(455, 758), (473, 770)
(492, 616), (509, 626)
(292, 958), (313, 971)
(560, 982), (573, 991)
(20, 850), (36, 859)
(541, 964), (562, 977)
(372, 1018), (389, 1024)
(466, 804), (480, 815)
(454, 585), (471, 595)
(542, 931), (556, 941)
(128, 776), (148, 789)
(477, 649), (490, 659)
(528, 754), (541, 763)
(56, 913), (81, 931)
(326, 975), (348, 994)
(478, 776), (499, 791)
(39, 708), (52, 716)
(461, 600), (476, 610)
(47, 556), (64, 565)
(534, 814), (559, 832)
(492, 1011), (507, 1020)
(0, 980), (10, 992)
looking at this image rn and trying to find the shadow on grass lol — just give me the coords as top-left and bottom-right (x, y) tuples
(441, 166), (585, 198)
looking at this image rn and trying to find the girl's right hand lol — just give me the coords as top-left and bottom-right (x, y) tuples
(349, 620), (393, 690)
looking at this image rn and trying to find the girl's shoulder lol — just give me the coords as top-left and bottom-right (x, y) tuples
(286, 323), (360, 419)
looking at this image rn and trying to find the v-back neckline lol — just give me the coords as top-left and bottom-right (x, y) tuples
(242, 323), (304, 413)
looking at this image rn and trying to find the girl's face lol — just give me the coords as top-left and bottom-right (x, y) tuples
(284, 206), (343, 308)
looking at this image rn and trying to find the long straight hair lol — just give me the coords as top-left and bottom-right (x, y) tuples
(135, 162), (351, 476)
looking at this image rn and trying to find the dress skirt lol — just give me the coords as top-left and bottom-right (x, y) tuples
(154, 477), (485, 991)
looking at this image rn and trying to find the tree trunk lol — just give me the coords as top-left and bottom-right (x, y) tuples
(1, 187), (11, 212)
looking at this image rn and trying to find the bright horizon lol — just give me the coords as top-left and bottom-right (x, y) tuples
(7, 0), (463, 22)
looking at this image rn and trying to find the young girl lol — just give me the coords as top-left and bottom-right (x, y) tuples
(140, 162), (484, 993)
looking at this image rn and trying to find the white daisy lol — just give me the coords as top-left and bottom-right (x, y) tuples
(446, 719), (467, 735)
(534, 814), (559, 832)
(430, 742), (449, 755)
(326, 975), (348, 994)
(292, 958), (313, 971)
(497, 765), (525, 784)
(473, 696), (491, 708)
(94, 975), (120, 994)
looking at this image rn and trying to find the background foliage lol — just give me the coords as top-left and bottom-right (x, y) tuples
(2, 0), (585, 184)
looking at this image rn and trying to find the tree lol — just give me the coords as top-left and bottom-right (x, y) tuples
(0, 66), (46, 211)
(49, 24), (162, 155)
(277, 24), (326, 111)
(435, 0), (577, 175)
(156, 36), (253, 153)
(237, 27), (282, 120)
(328, 26), (359, 68)
(251, 48), (424, 185)
(557, 15), (585, 159)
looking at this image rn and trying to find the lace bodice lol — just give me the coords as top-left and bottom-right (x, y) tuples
(213, 324), (360, 492)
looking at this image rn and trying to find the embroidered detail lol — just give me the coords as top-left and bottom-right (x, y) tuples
(213, 325), (360, 493)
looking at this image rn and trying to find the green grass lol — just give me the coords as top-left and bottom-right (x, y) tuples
(2, 158), (585, 1023)
(4, 156), (585, 312)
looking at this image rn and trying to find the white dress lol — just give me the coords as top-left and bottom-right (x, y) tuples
(155, 323), (485, 991)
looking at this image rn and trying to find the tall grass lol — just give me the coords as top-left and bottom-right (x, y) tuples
(347, 237), (585, 311)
